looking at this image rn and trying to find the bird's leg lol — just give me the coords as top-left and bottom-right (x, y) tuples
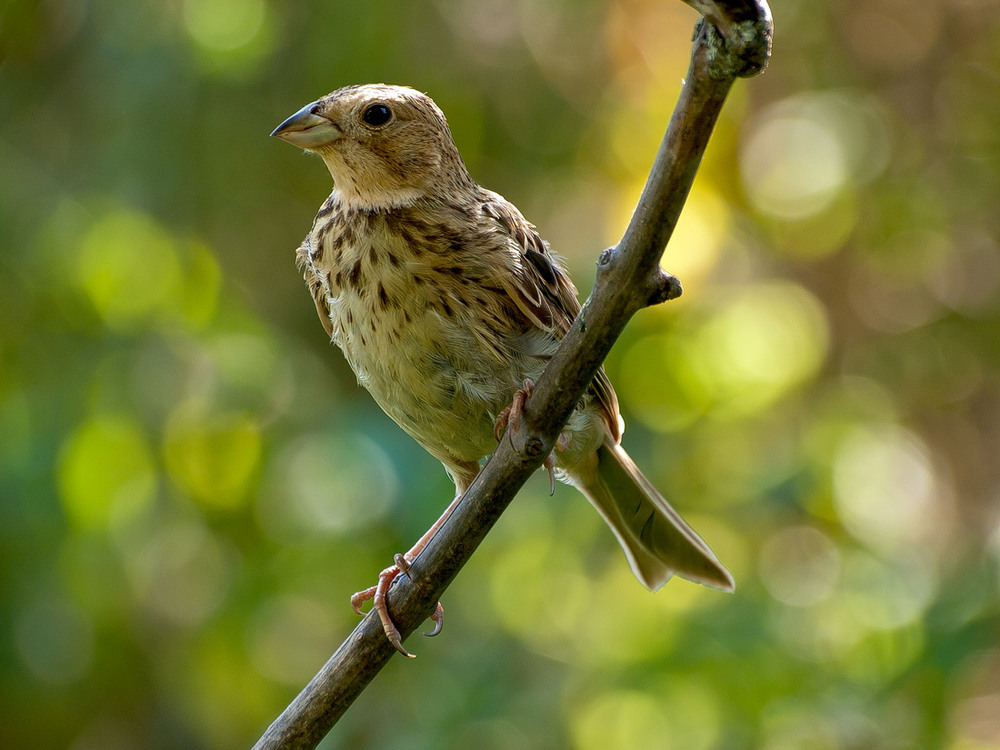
(494, 378), (568, 496)
(351, 492), (462, 658)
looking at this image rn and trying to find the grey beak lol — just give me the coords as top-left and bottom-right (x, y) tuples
(271, 101), (341, 149)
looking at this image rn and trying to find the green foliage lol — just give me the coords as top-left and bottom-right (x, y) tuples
(2, 1), (999, 748)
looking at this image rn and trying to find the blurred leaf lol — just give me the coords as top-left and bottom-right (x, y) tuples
(77, 210), (184, 331)
(57, 414), (158, 530)
(164, 407), (261, 510)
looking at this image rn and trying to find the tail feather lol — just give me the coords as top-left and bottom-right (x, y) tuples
(569, 440), (734, 592)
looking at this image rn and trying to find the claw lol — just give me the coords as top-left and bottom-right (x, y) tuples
(494, 405), (511, 442)
(424, 601), (444, 637)
(351, 560), (415, 658)
(351, 585), (377, 616)
(386, 628), (413, 658)
(350, 490), (465, 657)
(543, 453), (555, 496)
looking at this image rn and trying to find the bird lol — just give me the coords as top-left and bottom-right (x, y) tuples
(271, 84), (733, 656)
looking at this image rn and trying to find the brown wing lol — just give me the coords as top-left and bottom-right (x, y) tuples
(296, 238), (335, 340)
(481, 192), (622, 443)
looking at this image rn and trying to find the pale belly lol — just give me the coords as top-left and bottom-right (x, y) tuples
(329, 287), (548, 468)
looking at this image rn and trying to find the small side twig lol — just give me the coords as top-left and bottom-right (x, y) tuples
(253, 3), (771, 748)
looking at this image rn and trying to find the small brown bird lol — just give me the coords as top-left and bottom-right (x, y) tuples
(272, 84), (732, 656)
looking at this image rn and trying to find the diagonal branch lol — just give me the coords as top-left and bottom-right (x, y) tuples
(252, 3), (771, 748)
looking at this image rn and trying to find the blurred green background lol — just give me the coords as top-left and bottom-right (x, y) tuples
(2, 0), (999, 748)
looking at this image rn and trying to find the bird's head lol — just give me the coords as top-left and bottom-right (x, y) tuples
(271, 84), (474, 210)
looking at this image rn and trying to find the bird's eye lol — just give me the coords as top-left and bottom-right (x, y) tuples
(362, 104), (392, 127)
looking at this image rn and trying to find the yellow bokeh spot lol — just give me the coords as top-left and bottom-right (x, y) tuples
(164, 408), (261, 510)
(663, 184), (730, 284)
(842, 624), (925, 686)
(570, 565), (683, 665)
(608, 86), (679, 180)
(759, 525), (840, 608)
(177, 240), (222, 330)
(767, 189), (859, 259)
(177, 633), (277, 749)
(571, 691), (673, 750)
(182, 0), (264, 51)
(741, 91), (891, 228)
(180, 0), (272, 76)
(617, 333), (709, 433)
(833, 424), (940, 553)
(687, 281), (830, 418)
(76, 209), (221, 331)
(616, 282), (828, 426)
(57, 415), (157, 529)
(78, 210), (183, 330)
(489, 522), (590, 657)
(570, 683), (720, 750)
(742, 113), (847, 220)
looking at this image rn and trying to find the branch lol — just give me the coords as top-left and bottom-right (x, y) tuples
(252, 3), (771, 748)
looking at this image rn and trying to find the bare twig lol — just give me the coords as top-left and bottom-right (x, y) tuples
(253, 2), (771, 748)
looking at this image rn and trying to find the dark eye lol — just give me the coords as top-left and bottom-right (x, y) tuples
(362, 103), (392, 127)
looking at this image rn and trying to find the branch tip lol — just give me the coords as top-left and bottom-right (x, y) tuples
(661, 273), (684, 303)
(642, 270), (684, 307)
(687, 0), (773, 80)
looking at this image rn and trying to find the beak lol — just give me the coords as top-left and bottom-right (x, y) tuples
(270, 101), (341, 149)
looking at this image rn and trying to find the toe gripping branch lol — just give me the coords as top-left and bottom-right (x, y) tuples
(494, 379), (567, 496)
(351, 554), (445, 659)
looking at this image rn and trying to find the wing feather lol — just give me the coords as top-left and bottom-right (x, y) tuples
(296, 239), (335, 340)
(481, 192), (622, 442)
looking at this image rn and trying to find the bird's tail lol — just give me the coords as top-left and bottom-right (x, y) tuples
(568, 440), (734, 592)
